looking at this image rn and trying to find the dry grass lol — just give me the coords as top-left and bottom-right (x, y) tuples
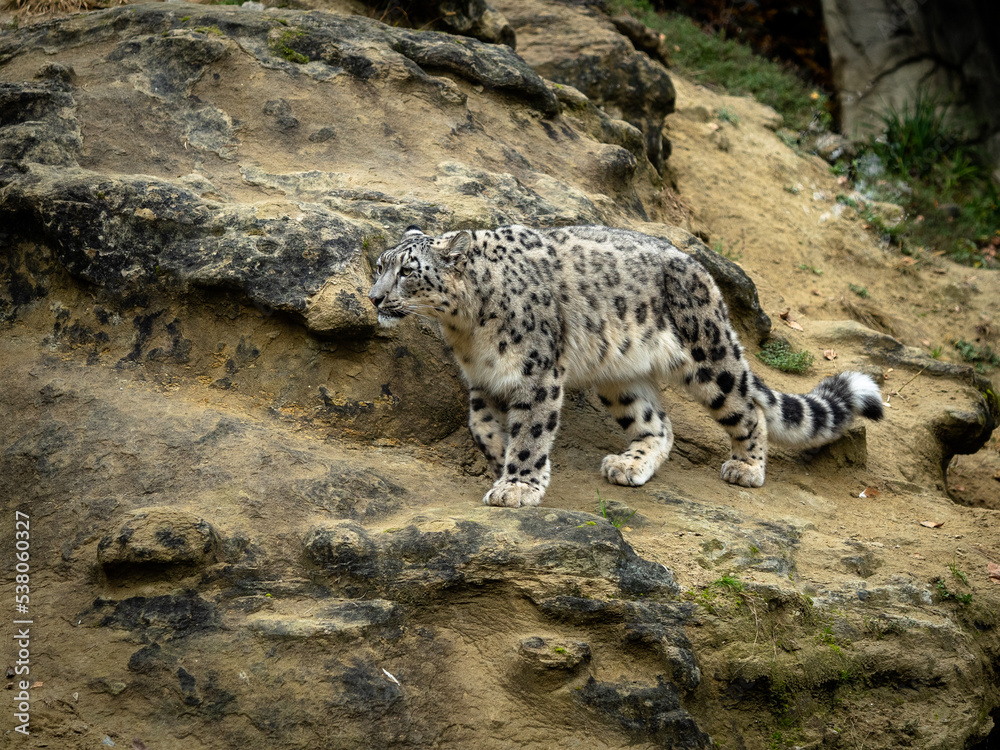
(3, 0), (128, 16)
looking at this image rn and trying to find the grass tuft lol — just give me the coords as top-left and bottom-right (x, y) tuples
(839, 94), (1000, 267)
(606, 0), (829, 131)
(597, 491), (637, 529)
(868, 91), (955, 179)
(756, 340), (814, 374)
(954, 340), (999, 372)
(711, 573), (743, 593)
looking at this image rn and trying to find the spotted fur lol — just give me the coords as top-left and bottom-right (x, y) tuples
(368, 225), (884, 507)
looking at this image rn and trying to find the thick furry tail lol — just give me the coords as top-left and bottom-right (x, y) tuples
(752, 371), (884, 449)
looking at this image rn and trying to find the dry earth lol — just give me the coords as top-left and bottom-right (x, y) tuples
(1, 1), (999, 749)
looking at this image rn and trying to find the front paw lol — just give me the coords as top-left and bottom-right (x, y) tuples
(483, 481), (545, 508)
(720, 459), (765, 487)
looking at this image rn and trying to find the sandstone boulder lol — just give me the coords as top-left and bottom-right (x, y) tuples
(494, 0), (676, 172)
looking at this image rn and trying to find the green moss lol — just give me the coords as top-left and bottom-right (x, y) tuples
(756, 340), (814, 374)
(361, 233), (386, 251)
(192, 25), (224, 36)
(269, 28), (309, 64)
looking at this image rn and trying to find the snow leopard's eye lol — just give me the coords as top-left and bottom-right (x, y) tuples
(400, 266), (414, 277)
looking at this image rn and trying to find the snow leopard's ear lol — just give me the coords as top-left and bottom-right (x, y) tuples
(439, 230), (471, 266)
(403, 225), (424, 236)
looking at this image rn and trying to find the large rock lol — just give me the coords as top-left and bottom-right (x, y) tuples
(98, 507), (222, 572)
(493, 0), (676, 172)
(363, 0), (517, 48)
(822, 0), (1000, 172)
(0, 2), (674, 443)
(0, 2), (759, 443)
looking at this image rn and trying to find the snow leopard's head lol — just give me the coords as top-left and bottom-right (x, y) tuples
(368, 226), (471, 327)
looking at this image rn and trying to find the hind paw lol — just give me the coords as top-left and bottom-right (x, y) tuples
(720, 459), (765, 488)
(483, 481), (545, 508)
(601, 454), (657, 487)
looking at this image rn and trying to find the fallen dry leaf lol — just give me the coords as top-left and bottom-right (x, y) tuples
(920, 520), (945, 529)
(952, 485), (966, 492)
(823, 349), (837, 360)
(912, 553), (925, 559)
(858, 487), (880, 498)
(988, 562), (1000, 583)
(920, 339), (931, 347)
(778, 309), (804, 331)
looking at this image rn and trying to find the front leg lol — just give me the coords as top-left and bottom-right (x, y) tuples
(468, 388), (507, 480)
(483, 374), (564, 508)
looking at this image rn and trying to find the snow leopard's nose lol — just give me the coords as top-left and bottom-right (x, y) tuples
(368, 293), (383, 308)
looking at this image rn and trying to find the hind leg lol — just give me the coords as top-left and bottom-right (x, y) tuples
(681, 361), (768, 487)
(597, 380), (673, 487)
(718, 402), (768, 487)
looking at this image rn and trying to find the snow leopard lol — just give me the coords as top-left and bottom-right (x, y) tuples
(368, 225), (884, 508)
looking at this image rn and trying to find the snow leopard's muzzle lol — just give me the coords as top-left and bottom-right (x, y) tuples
(368, 272), (411, 327)
(367, 291), (408, 327)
